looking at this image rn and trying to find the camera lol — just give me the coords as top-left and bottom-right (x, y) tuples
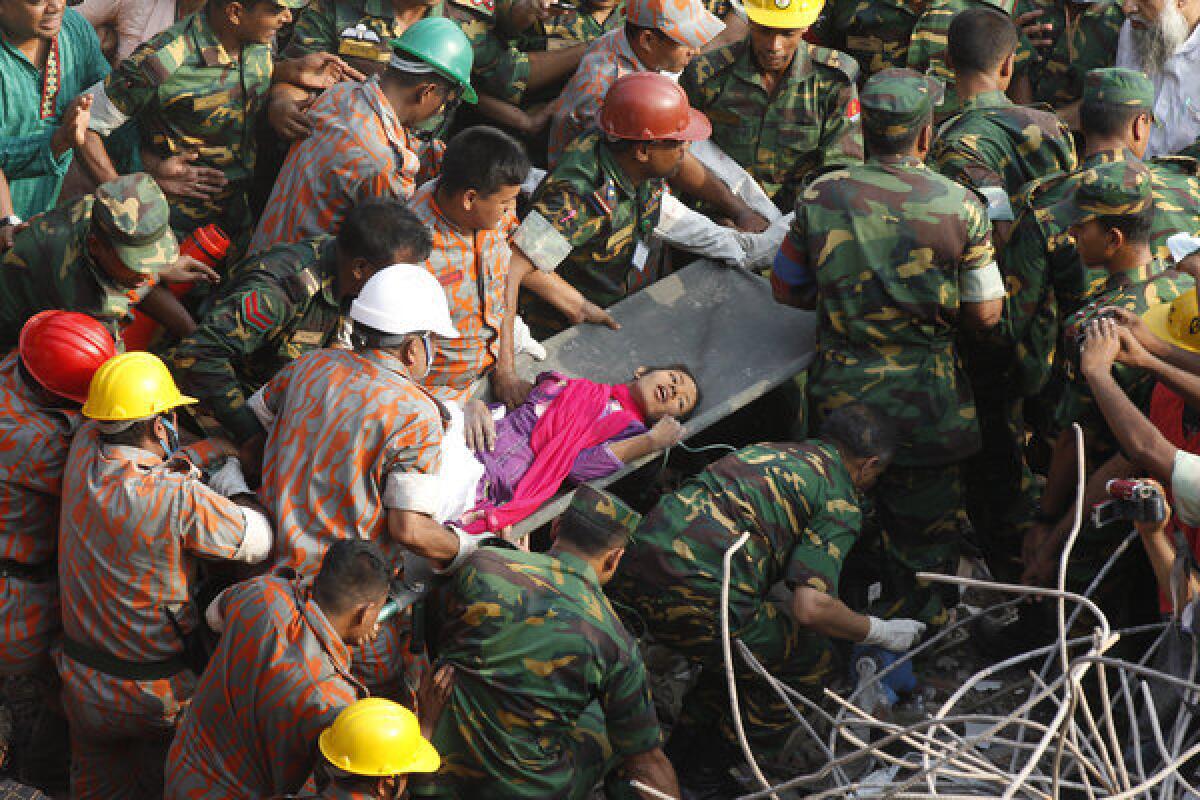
(1091, 479), (1168, 527)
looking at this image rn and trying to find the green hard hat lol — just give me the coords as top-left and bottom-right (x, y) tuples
(390, 18), (477, 104)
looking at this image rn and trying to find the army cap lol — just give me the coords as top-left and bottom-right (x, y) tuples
(558, 485), (642, 544)
(1083, 67), (1156, 117)
(1054, 160), (1154, 226)
(859, 68), (942, 138)
(91, 173), (178, 275)
(626, 0), (725, 50)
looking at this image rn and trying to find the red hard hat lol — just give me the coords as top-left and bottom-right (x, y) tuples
(18, 311), (118, 403)
(598, 73), (712, 142)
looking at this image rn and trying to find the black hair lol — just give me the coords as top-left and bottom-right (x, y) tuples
(314, 539), (391, 617)
(337, 201), (433, 267)
(555, 488), (632, 555)
(1080, 99), (1146, 139)
(863, 114), (931, 158)
(1093, 206), (1156, 245)
(97, 417), (160, 446)
(635, 363), (703, 421)
(947, 7), (1018, 75)
(439, 126), (531, 197)
(818, 402), (898, 465)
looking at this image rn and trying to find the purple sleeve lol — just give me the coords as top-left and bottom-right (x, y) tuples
(567, 421), (647, 483)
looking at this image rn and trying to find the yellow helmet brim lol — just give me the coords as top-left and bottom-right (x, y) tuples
(744, 2), (821, 29)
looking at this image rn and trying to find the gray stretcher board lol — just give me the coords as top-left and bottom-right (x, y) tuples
(508, 258), (817, 537)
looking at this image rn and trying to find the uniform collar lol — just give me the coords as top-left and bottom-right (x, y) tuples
(317, 237), (341, 307)
(959, 88), (1012, 113)
(193, 9), (239, 67)
(733, 39), (811, 87)
(358, 347), (417, 378)
(1081, 148), (1133, 169)
(871, 153), (926, 169)
(596, 139), (639, 199)
(1105, 258), (1163, 290)
(293, 577), (361, 684)
(549, 549), (602, 588)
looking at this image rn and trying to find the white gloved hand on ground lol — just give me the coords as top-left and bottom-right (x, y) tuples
(209, 457), (252, 498)
(863, 616), (926, 651)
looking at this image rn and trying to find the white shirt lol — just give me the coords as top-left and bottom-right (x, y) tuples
(1116, 20), (1200, 157)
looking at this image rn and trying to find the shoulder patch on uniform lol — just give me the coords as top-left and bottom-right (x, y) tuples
(241, 292), (275, 333)
(449, 0), (494, 17)
(809, 45), (860, 84)
(1151, 155), (1200, 177)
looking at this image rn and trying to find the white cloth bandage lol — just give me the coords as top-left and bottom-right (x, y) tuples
(654, 192), (745, 264)
(84, 81), (129, 136)
(434, 403), (486, 523)
(512, 209), (573, 272)
(209, 458), (252, 498)
(247, 388), (275, 431)
(960, 261), (1006, 303)
(383, 471), (443, 516)
(1172, 449), (1200, 527)
(434, 525), (488, 575)
(232, 506), (272, 564)
(688, 138), (781, 224)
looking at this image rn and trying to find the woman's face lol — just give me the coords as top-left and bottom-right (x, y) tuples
(631, 369), (697, 420)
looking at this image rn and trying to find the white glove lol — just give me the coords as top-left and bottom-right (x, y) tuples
(209, 457), (252, 498)
(863, 616), (926, 652)
(728, 212), (794, 272)
(513, 315), (546, 361)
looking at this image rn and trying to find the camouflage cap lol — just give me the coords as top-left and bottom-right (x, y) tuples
(859, 68), (941, 138)
(1082, 67), (1156, 115)
(626, 0), (725, 50)
(1054, 160), (1155, 226)
(91, 173), (178, 275)
(559, 485), (641, 543)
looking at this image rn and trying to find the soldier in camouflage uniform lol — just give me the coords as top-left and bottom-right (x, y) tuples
(516, 0), (624, 54)
(773, 69), (1006, 625)
(0, 173), (181, 347)
(170, 201), (432, 441)
(679, 0), (864, 213)
(93, 0), (312, 247)
(286, 0), (442, 76)
(1002, 69), (1200, 428)
(1023, 160), (1190, 624)
(412, 486), (680, 800)
(809, 0), (922, 81)
(1025, 0), (1124, 109)
(607, 405), (924, 797)
(929, 7), (1075, 570)
(906, 0), (1037, 118)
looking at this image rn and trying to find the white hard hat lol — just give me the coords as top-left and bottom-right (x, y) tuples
(350, 264), (459, 339)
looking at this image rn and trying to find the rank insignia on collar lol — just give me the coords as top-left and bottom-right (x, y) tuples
(587, 181), (617, 216)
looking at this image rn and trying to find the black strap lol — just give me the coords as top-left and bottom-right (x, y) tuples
(62, 636), (189, 681)
(0, 558), (55, 584)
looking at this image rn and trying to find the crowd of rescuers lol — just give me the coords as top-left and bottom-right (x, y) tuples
(5, 0), (1200, 791)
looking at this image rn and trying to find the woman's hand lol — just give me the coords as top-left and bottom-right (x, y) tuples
(647, 416), (685, 451)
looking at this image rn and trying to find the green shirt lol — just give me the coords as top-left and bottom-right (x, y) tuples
(811, 0), (923, 80)
(515, 130), (667, 335)
(420, 547), (661, 799)
(170, 236), (346, 440)
(680, 40), (863, 211)
(0, 194), (154, 346)
(1027, 0), (1124, 107)
(286, 0), (444, 73)
(906, 0), (1036, 118)
(793, 155), (996, 466)
(610, 441), (861, 648)
(931, 89), (1077, 201)
(104, 10), (274, 236)
(0, 9), (109, 219)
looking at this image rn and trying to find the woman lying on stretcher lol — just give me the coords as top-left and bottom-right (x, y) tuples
(435, 366), (701, 532)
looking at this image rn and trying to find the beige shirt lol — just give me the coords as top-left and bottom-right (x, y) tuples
(76, 0), (179, 62)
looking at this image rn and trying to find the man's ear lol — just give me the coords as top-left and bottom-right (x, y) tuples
(224, 0), (245, 26)
(1106, 225), (1127, 255)
(1000, 51), (1015, 81)
(461, 187), (479, 212)
(603, 546), (625, 575)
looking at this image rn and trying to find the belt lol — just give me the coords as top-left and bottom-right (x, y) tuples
(0, 558), (55, 584)
(62, 636), (190, 681)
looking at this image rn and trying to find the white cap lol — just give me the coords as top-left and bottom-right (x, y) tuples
(350, 264), (459, 339)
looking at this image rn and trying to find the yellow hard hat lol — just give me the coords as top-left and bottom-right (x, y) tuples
(1144, 292), (1200, 353)
(743, 0), (824, 29)
(81, 351), (196, 421)
(318, 698), (441, 778)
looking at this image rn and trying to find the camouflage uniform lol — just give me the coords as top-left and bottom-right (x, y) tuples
(103, 9), (295, 242)
(516, 3), (624, 53)
(1002, 70), (1200, 408)
(170, 236), (349, 441)
(607, 441), (860, 754)
(286, 0), (444, 75)
(809, 0), (924, 80)
(514, 130), (667, 338)
(442, 0), (532, 105)
(929, 89), (1075, 569)
(0, 173), (178, 347)
(412, 487), (661, 799)
(773, 70), (1003, 624)
(680, 39), (864, 212)
(1025, 0), (1124, 108)
(906, 0), (1036, 118)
